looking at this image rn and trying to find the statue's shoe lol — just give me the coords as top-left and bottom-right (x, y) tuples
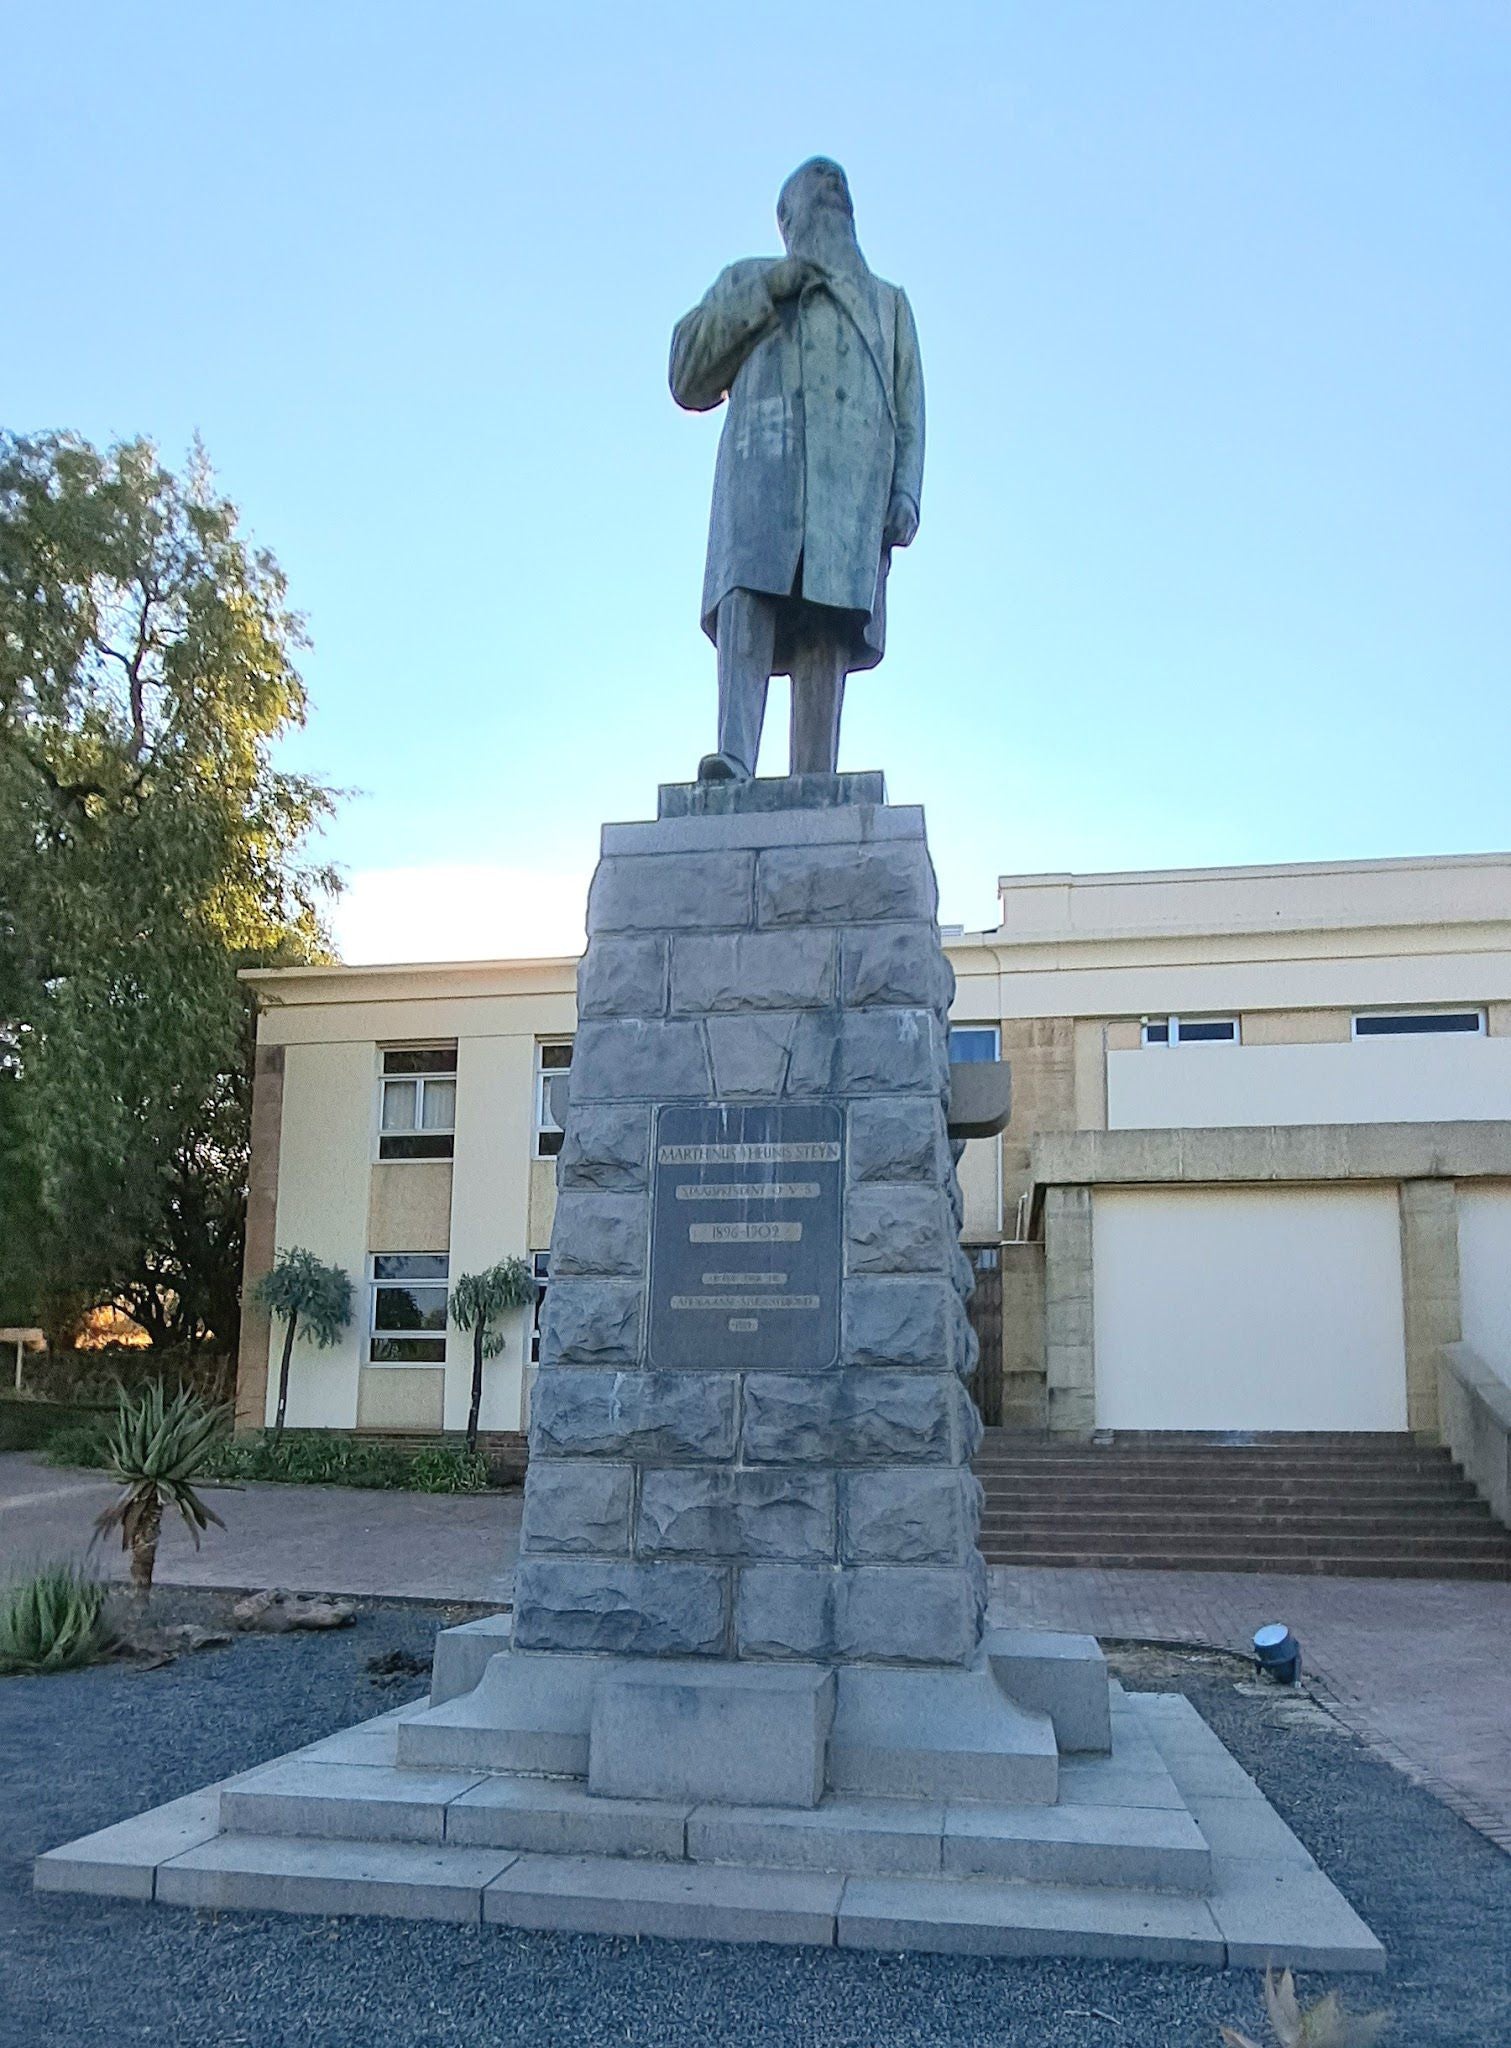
(696, 752), (750, 783)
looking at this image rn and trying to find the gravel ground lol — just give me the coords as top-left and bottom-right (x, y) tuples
(5, 1595), (1508, 2048)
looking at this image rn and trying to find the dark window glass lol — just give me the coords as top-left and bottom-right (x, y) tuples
(540, 1042), (573, 1071)
(370, 1336), (447, 1364)
(971, 1246), (1000, 1271)
(1178, 1019), (1236, 1043)
(949, 1027), (999, 1064)
(382, 1046), (457, 1076)
(379, 1131), (453, 1161)
(1355, 1012), (1483, 1037)
(531, 1253), (549, 1363)
(1143, 1020), (1170, 1044)
(536, 1127), (564, 1157)
(373, 1254), (448, 1283)
(373, 1285), (448, 1334)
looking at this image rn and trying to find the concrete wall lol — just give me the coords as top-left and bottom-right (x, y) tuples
(264, 1041), (373, 1428)
(1457, 1182), (1511, 1374)
(1108, 1037), (1511, 1132)
(445, 1035), (539, 1433)
(1090, 1185), (1409, 1431)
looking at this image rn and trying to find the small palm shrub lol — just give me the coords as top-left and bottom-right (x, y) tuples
(449, 1258), (534, 1450)
(0, 1564), (108, 1674)
(253, 1248), (354, 1440)
(94, 1385), (230, 1591)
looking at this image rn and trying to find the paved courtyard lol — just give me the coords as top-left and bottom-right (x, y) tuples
(4, 1450), (1507, 1848)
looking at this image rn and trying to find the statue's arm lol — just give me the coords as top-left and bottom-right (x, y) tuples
(669, 262), (779, 413)
(890, 289), (925, 519)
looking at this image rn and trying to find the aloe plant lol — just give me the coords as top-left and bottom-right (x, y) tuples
(1222, 1966), (1390, 2048)
(0, 1563), (108, 1673)
(94, 1385), (230, 1592)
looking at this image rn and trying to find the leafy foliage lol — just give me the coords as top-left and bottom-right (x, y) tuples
(94, 1383), (231, 1589)
(1221, 1966), (1390, 2048)
(254, 1249), (354, 1350)
(449, 1256), (534, 1447)
(39, 1421), (111, 1469)
(0, 430), (339, 1349)
(0, 1562), (108, 1674)
(204, 1431), (491, 1493)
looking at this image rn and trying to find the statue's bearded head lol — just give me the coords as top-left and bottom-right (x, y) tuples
(777, 157), (865, 273)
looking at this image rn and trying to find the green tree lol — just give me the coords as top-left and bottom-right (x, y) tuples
(449, 1258), (535, 1451)
(254, 1247), (354, 1440)
(0, 430), (339, 1349)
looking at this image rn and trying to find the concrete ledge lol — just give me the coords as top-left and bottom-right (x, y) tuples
(1440, 1343), (1511, 1526)
(156, 1834), (519, 1922)
(589, 1663), (835, 1808)
(33, 1792), (222, 1901)
(828, 1659), (1059, 1803)
(484, 1853), (844, 1945)
(837, 1872), (1225, 1962)
(430, 1613), (514, 1706)
(985, 1628), (1112, 1754)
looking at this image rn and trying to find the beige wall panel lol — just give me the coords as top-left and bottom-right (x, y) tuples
(1104, 1020), (1141, 1052)
(956, 1137), (1003, 1240)
(446, 1036), (537, 1434)
(357, 1367), (445, 1431)
(1489, 1003), (1511, 1037)
(1457, 1182), (1511, 1375)
(367, 1162), (452, 1253)
(528, 1158), (559, 1250)
(1072, 1019), (1108, 1130)
(1241, 1010), (1350, 1045)
(1091, 1185), (1408, 1431)
(235, 1045), (284, 1430)
(266, 1041), (373, 1429)
(999, 1240), (1047, 1428)
(261, 991), (578, 1049)
(1108, 1037), (1511, 1132)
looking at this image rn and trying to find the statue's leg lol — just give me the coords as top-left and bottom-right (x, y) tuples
(789, 635), (846, 776)
(705, 589), (776, 780)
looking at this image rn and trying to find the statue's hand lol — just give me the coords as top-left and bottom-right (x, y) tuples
(884, 493), (919, 548)
(766, 258), (818, 303)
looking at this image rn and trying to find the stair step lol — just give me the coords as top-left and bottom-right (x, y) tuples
(978, 1511), (1498, 1536)
(978, 1547), (1509, 1579)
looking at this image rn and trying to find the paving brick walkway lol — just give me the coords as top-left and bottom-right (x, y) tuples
(988, 1564), (1511, 1851)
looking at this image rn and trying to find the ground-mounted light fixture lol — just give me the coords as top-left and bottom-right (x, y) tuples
(1252, 1622), (1302, 1685)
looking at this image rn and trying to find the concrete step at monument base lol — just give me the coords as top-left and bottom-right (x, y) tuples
(974, 1432), (1510, 1578)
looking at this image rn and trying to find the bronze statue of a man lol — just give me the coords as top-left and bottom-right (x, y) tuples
(670, 157), (924, 782)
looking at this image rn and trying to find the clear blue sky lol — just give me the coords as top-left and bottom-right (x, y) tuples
(6, 2), (1508, 953)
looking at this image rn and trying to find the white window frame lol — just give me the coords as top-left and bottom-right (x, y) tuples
(1141, 1015), (1238, 1047)
(1351, 1008), (1486, 1039)
(948, 1025), (1001, 1064)
(377, 1044), (457, 1162)
(367, 1252), (450, 1366)
(534, 1039), (574, 1158)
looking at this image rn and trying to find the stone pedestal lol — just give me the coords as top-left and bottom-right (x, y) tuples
(515, 772), (987, 1672)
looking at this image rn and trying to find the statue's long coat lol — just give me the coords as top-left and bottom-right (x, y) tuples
(670, 258), (924, 673)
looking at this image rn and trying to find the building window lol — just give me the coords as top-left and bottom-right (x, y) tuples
(378, 1046), (457, 1160)
(1141, 1016), (1237, 1046)
(1353, 1009), (1485, 1038)
(530, 1253), (549, 1363)
(369, 1254), (449, 1364)
(949, 1025), (1001, 1064)
(535, 1040), (573, 1157)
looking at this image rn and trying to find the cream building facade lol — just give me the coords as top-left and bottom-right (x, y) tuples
(236, 850), (1511, 1477)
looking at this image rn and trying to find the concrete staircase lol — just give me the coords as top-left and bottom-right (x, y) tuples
(975, 1432), (1511, 1579)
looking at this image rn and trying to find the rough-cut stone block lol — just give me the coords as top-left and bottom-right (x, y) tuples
(671, 931), (837, 1011)
(569, 1019), (710, 1101)
(588, 851), (754, 932)
(842, 1469), (981, 1565)
(757, 842), (937, 927)
(512, 1559), (728, 1656)
(657, 770), (889, 819)
(530, 1372), (738, 1460)
(705, 1013), (798, 1096)
(576, 936), (667, 1018)
(843, 1278), (965, 1368)
(557, 1104), (650, 1191)
(638, 1469), (835, 1561)
(521, 1461), (633, 1555)
(588, 1663), (835, 1806)
(788, 1011), (946, 1097)
(736, 1563), (985, 1665)
(847, 1098), (947, 1184)
(548, 1192), (648, 1279)
(846, 1186), (952, 1275)
(841, 925), (952, 1008)
(740, 1371), (967, 1466)
(483, 1853), (843, 1946)
(538, 1278), (642, 1367)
